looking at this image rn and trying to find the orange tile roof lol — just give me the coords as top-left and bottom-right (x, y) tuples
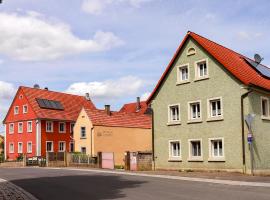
(119, 101), (148, 114)
(21, 86), (96, 121)
(147, 31), (270, 103)
(84, 108), (151, 129)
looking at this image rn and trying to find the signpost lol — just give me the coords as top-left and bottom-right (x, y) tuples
(245, 114), (255, 175)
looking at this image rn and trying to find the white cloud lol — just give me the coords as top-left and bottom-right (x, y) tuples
(141, 91), (150, 101)
(0, 12), (124, 61)
(237, 31), (263, 41)
(66, 76), (145, 100)
(82, 0), (152, 15)
(0, 81), (16, 100)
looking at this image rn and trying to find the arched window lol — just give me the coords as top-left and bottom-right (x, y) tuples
(187, 47), (196, 56)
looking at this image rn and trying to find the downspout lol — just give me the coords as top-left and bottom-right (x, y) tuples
(241, 88), (253, 173)
(149, 106), (155, 171)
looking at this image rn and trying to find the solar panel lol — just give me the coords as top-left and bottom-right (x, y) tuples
(244, 58), (270, 79)
(36, 98), (64, 110)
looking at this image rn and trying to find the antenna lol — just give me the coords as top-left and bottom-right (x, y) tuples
(254, 54), (263, 64)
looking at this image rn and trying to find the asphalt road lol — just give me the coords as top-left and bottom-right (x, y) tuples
(0, 168), (270, 200)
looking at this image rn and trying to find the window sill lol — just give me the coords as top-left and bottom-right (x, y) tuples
(187, 119), (203, 124)
(59, 132), (66, 134)
(46, 132), (53, 133)
(208, 157), (225, 162)
(188, 157), (203, 162)
(261, 116), (270, 121)
(167, 121), (181, 126)
(206, 117), (224, 122)
(194, 77), (209, 82)
(168, 158), (182, 162)
(176, 80), (190, 85)
(80, 137), (87, 139)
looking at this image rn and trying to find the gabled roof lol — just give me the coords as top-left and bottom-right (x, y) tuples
(4, 86), (96, 123)
(84, 108), (151, 129)
(119, 101), (148, 114)
(147, 31), (270, 103)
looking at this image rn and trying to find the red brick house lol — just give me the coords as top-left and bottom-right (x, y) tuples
(3, 85), (95, 160)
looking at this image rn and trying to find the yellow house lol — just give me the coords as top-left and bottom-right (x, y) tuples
(73, 100), (152, 166)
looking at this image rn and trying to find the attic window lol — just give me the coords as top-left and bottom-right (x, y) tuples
(36, 98), (64, 110)
(19, 95), (23, 99)
(187, 47), (196, 56)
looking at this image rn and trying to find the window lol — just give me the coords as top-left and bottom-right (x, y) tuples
(208, 97), (223, 119)
(177, 64), (189, 83)
(81, 147), (86, 154)
(14, 106), (19, 115)
(168, 104), (180, 123)
(70, 142), (74, 152)
(18, 122), (23, 133)
(27, 121), (32, 133)
(59, 122), (66, 133)
(23, 105), (28, 114)
(209, 138), (224, 159)
(46, 141), (53, 152)
(9, 143), (14, 153)
(195, 59), (208, 79)
(46, 121), (53, 132)
(189, 139), (202, 160)
(80, 127), (86, 138)
(188, 101), (201, 121)
(18, 142), (23, 153)
(261, 97), (270, 118)
(169, 141), (181, 159)
(70, 123), (75, 133)
(187, 47), (196, 56)
(27, 142), (32, 153)
(59, 141), (66, 152)
(9, 123), (14, 134)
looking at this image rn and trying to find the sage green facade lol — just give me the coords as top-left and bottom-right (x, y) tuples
(150, 37), (270, 174)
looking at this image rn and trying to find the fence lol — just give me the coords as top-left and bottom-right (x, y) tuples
(46, 152), (66, 167)
(125, 151), (152, 171)
(68, 154), (98, 168)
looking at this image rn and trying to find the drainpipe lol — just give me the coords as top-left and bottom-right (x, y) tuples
(241, 88), (253, 173)
(148, 106), (155, 171)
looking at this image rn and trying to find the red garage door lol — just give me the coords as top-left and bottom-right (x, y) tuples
(101, 152), (114, 169)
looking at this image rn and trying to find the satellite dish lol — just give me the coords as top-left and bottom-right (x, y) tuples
(254, 54), (263, 64)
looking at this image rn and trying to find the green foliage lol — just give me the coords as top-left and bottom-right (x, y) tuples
(16, 154), (24, 161)
(0, 153), (4, 163)
(114, 165), (124, 169)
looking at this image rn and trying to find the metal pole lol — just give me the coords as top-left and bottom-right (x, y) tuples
(250, 142), (254, 176)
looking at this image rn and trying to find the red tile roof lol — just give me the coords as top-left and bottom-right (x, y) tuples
(119, 101), (148, 114)
(17, 86), (95, 121)
(84, 108), (151, 129)
(147, 31), (270, 103)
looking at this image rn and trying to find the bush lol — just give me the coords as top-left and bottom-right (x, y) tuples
(0, 153), (4, 163)
(16, 154), (24, 161)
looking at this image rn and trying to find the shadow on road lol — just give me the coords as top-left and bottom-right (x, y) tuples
(11, 174), (147, 200)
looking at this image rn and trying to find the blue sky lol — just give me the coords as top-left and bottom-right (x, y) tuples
(0, 0), (270, 127)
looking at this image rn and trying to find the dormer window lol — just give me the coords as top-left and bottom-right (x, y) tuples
(187, 47), (196, 56)
(195, 59), (209, 80)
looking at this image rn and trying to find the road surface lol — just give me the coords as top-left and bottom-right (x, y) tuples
(0, 167), (270, 200)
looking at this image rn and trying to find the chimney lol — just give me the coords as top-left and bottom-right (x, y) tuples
(33, 84), (40, 89)
(85, 93), (90, 100)
(136, 97), (141, 111)
(105, 105), (111, 115)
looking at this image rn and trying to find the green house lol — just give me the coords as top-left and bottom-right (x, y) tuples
(147, 31), (270, 175)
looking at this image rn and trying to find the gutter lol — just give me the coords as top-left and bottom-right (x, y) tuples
(241, 88), (253, 172)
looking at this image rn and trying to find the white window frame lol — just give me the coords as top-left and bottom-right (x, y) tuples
(195, 58), (209, 80)
(207, 97), (223, 120)
(187, 47), (196, 56)
(46, 141), (54, 152)
(9, 123), (14, 134)
(9, 142), (14, 153)
(18, 142), (23, 154)
(14, 106), (19, 115)
(70, 123), (75, 133)
(261, 96), (270, 120)
(59, 122), (66, 133)
(208, 137), (225, 161)
(23, 105), (28, 114)
(18, 122), (23, 133)
(46, 121), (53, 133)
(188, 139), (203, 161)
(27, 142), (32, 153)
(58, 141), (66, 152)
(176, 63), (190, 84)
(27, 121), (32, 133)
(167, 104), (181, 125)
(80, 126), (86, 138)
(188, 100), (202, 123)
(168, 140), (181, 161)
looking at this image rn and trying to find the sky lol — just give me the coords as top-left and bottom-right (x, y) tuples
(0, 0), (270, 131)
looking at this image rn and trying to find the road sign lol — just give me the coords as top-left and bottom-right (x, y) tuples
(245, 114), (256, 130)
(247, 133), (253, 144)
